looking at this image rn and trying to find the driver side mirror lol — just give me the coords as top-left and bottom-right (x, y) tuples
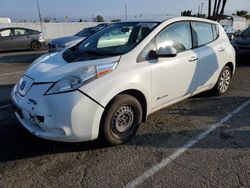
(149, 46), (177, 59)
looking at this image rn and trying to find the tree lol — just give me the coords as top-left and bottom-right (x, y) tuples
(220, 0), (227, 14)
(208, 0), (212, 18)
(235, 10), (250, 19)
(215, 0), (222, 15)
(111, 19), (121, 22)
(94, 15), (105, 22)
(43, 17), (50, 23)
(210, 0), (228, 19)
(181, 10), (192, 16)
(212, 0), (218, 17)
(236, 10), (248, 17)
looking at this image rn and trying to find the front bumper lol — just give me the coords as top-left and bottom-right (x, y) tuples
(11, 83), (104, 142)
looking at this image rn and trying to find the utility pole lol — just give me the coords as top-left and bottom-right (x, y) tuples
(37, 0), (42, 24)
(36, 0), (44, 36)
(201, 2), (204, 15)
(125, 2), (127, 20)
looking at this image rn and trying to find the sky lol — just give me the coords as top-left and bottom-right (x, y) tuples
(0, 0), (250, 21)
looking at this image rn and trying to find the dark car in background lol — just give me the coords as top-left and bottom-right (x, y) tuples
(232, 26), (250, 56)
(48, 23), (109, 52)
(0, 27), (44, 51)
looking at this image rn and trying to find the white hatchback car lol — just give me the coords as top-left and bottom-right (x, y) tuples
(12, 17), (235, 145)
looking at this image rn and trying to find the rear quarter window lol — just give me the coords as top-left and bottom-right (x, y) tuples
(212, 24), (219, 40)
(191, 22), (215, 47)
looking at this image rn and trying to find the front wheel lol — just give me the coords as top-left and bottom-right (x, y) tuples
(100, 94), (142, 145)
(211, 66), (232, 95)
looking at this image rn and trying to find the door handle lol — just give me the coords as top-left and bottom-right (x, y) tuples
(189, 56), (198, 62)
(218, 47), (225, 52)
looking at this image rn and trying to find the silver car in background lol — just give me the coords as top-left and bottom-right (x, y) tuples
(0, 27), (44, 51)
(48, 23), (109, 52)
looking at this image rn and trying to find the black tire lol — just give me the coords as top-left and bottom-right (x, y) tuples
(100, 94), (142, 145)
(31, 41), (41, 51)
(211, 66), (232, 96)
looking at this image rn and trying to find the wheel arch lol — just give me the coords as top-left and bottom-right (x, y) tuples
(118, 89), (148, 122)
(101, 89), (148, 124)
(225, 62), (235, 75)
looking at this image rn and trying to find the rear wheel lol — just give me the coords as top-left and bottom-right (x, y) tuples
(31, 41), (41, 51)
(211, 66), (232, 95)
(100, 94), (142, 145)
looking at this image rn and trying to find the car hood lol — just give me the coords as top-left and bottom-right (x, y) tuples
(49, 36), (85, 46)
(235, 36), (250, 45)
(25, 52), (121, 83)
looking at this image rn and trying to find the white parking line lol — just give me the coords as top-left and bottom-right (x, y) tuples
(126, 100), (250, 188)
(0, 71), (24, 76)
(0, 104), (12, 110)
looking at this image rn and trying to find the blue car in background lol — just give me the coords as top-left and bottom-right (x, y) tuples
(232, 26), (250, 57)
(48, 23), (109, 52)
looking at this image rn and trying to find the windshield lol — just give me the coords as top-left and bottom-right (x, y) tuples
(241, 27), (250, 37)
(75, 27), (99, 37)
(63, 22), (159, 62)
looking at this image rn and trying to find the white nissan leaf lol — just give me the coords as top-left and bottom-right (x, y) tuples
(12, 17), (235, 145)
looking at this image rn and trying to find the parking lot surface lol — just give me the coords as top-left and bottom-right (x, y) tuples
(0, 51), (249, 187)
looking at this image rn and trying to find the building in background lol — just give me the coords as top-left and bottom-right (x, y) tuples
(0, 17), (11, 24)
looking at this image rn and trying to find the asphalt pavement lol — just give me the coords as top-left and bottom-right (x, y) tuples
(0, 51), (249, 188)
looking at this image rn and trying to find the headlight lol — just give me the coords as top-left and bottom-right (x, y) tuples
(45, 62), (117, 95)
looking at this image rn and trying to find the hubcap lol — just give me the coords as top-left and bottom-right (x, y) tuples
(219, 69), (231, 93)
(112, 106), (134, 133)
(33, 42), (39, 49)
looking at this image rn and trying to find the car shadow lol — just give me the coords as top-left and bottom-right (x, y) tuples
(236, 55), (250, 67)
(0, 111), (109, 163)
(0, 84), (14, 105)
(0, 96), (249, 163)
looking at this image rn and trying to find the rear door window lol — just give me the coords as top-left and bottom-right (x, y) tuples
(191, 22), (214, 47)
(13, 29), (28, 36)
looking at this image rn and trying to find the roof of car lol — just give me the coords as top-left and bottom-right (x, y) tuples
(121, 16), (173, 23)
(120, 16), (217, 24)
(0, 26), (38, 31)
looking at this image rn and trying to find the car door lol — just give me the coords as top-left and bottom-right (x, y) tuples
(150, 21), (199, 109)
(191, 22), (220, 90)
(0, 29), (15, 51)
(12, 28), (31, 49)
